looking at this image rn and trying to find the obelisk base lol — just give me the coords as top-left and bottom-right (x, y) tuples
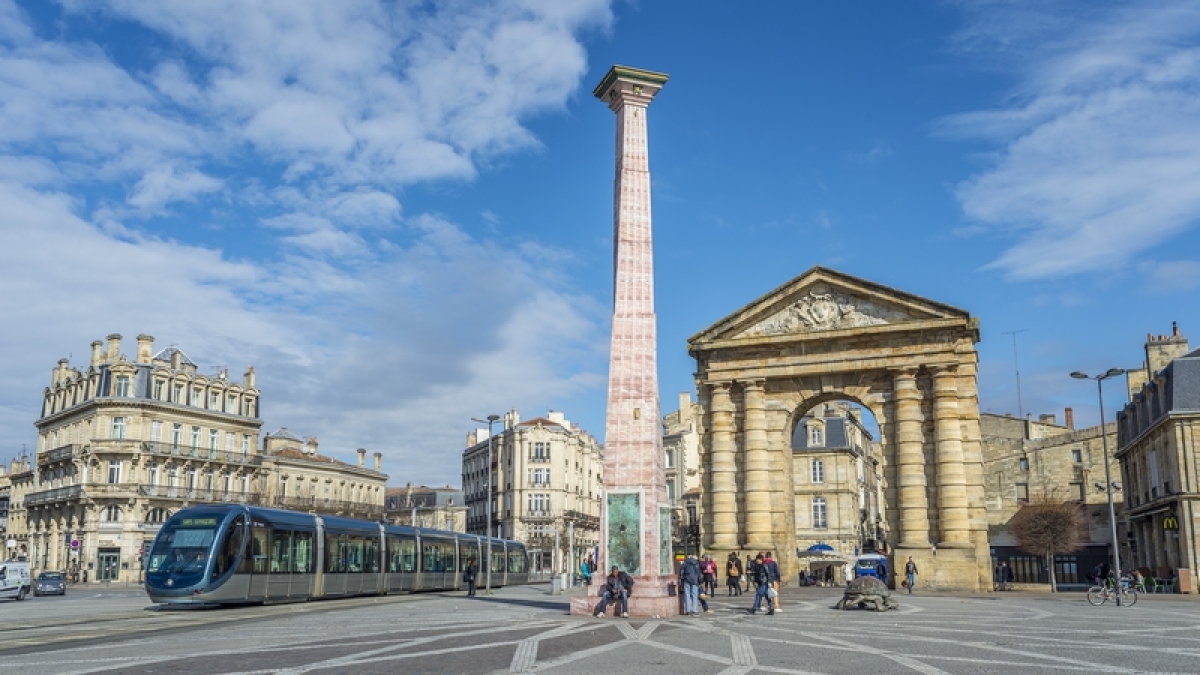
(569, 575), (680, 618)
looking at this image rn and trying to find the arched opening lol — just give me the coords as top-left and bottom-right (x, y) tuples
(790, 397), (886, 586)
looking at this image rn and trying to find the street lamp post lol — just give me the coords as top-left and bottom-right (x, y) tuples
(1071, 368), (1126, 586)
(473, 414), (500, 595)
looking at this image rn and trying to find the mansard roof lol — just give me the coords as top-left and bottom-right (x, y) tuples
(153, 346), (196, 366)
(689, 266), (975, 348)
(267, 427), (302, 441)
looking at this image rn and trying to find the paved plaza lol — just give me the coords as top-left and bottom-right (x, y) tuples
(2, 583), (1200, 674)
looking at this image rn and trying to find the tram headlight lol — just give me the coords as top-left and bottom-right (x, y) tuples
(166, 579), (174, 587)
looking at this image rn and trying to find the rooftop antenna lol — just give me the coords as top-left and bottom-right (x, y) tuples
(1001, 330), (1027, 421)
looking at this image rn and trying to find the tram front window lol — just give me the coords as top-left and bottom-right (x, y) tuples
(147, 515), (222, 585)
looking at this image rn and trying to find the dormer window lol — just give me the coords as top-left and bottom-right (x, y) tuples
(810, 426), (823, 446)
(115, 376), (130, 397)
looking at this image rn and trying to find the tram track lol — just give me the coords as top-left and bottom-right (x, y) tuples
(0, 590), (446, 657)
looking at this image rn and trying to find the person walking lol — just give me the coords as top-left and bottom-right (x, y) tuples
(679, 554), (707, 615)
(764, 551), (782, 613)
(463, 557), (478, 597)
(700, 554), (718, 597)
(905, 556), (918, 594)
(749, 554), (774, 615)
(726, 552), (743, 596)
(594, 565), (633, 618)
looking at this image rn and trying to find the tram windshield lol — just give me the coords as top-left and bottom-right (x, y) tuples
(147, 515), (220, 574)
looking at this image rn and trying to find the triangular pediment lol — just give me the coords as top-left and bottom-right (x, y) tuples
(689, 267), (971, 345)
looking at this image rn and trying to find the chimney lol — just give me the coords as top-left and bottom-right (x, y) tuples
(357, 448), (366, 467)
(105, 333), (122, 362)
(373, 451), (382, 472)
(136, 334), (154, 364)
(90, 340), (103, 368)
(304, 437), (318, 455)
(243, 366), (256, 389)
(467, 431), (477, 447)
(1064, 407), (1075, 430)
(52, 358), (68, 385)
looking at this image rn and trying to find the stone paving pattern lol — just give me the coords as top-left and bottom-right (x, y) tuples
(5, 584), (1200, 674)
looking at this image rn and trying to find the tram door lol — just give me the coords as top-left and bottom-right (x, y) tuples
(267, 529), (292, 601)
(246, 517), (270, 600)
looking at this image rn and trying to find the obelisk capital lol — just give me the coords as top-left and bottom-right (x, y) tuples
(593, 65), (669, 112)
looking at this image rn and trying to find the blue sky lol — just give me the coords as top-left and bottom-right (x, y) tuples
(1, 1), (1197, 485)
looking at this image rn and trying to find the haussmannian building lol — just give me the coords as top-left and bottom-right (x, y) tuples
(384, 484), (467, 532)
(10, 334), (387, 582)
(1117, 324), (1199, 594)
(791, 402), (885, 559)
(662, 392), (703, 551)
(462, 410), (602, 571)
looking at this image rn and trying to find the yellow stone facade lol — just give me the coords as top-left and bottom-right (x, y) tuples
(688, 267), (990, 591)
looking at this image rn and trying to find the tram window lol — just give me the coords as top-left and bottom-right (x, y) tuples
(445, 543), (457, 574)
(398, 539), (415, 572)
(422, 545), (435, 572)
(214, 515), (244, 576)
(345, 536), (364, 572)
(243, 519), (270, 574)
(363, 537), (379, 573)
(293, 532), (314, 573)
(271, 530), (292, 573)
(509, 550), (525, 573)
(492, 549), (505, 573)
(325, 534), (342, 573)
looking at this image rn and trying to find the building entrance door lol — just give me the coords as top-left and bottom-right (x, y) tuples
(97, 549), (120, 581)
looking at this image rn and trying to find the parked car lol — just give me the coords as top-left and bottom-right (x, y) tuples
(34, 571), (66, 596)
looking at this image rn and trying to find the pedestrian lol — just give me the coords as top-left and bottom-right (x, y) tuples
(580, 557), (592, 585)
(726, 552), (743, 596)
(842, 562), (851, 586)
(905, 556), (918, 594)
(749, 554), (774, 615)
(744, 555), (754, 592)
(463, 557), (478, 597)
(701, 554), (718, 596)
(764, 551), (782, 612)
(679, 554), (708, 615)
(594, 565), (632, 618)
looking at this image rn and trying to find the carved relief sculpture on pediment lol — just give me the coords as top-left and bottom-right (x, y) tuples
(737, 285), (913, 338)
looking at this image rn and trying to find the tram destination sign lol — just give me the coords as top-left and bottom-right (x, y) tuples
(180, 518), (219, 527)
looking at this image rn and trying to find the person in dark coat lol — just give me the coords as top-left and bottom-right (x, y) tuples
(726, 552), (743, 596)
(463, 558), (478, 597)
(679, 554), (705, 615)
(749, 554), (774, 615)
(594, 565), (633, 618)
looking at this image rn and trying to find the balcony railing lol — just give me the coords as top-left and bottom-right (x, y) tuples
(24, 484), (85, 507)
(140, 441), (263, 466)
(39, 444), (81, 464)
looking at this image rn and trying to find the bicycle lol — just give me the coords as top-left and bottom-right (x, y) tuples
(1087, 580), (1138, 607)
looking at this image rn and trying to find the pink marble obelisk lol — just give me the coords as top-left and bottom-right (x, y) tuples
(571, 65), (675, 618)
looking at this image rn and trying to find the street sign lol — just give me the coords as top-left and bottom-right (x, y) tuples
(70, 539), (80, 549)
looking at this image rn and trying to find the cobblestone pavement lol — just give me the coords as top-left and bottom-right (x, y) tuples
(3, 584), (1200, 674)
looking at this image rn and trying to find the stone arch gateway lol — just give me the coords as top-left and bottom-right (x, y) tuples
(688, 267), (990, 592)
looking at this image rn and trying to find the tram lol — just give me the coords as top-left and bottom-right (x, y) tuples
(853, 553), (889, 581)
(144, 504), (528, 604)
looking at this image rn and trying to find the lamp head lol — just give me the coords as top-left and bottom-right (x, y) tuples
(1103, 368), (1126, 379)
(487, 414), (500, 422)
(1070, 372), (1089, 380)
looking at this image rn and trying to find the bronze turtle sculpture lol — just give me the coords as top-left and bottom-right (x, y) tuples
(834, 575), (899, 611)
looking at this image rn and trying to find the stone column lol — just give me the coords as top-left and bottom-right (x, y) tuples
(742, 379), (773, 550)
(932, 365), (971, 546)
(893, 368), (930, 546)
(709, 381), (739, 549)
(956, 358), (991, 585)
(573, 65), (674, 618)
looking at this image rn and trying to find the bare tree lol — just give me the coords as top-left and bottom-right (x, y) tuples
(1007, 491), (1089, 592)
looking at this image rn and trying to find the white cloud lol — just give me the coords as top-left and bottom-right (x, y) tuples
(128, 164), (223, 213)
(941, 1), (1200, 280)
(0, 0), (615, 483)
(1137, 259), (1200, 291)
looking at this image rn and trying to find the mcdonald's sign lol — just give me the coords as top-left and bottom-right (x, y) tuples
(1163, 515), (1180, 531)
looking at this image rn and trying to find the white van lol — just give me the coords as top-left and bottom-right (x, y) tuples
(0, 561), (32, 601)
